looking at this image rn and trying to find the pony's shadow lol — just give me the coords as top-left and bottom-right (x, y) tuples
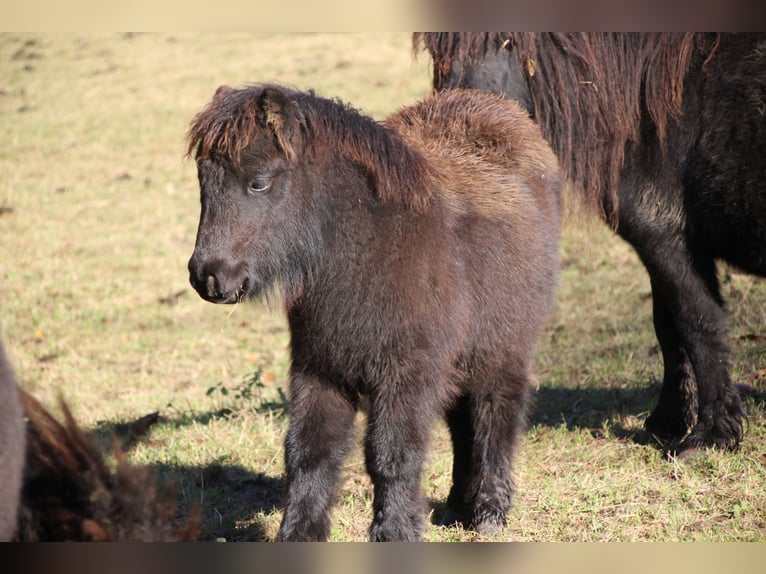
(151, 460), (283, 541)
(528, 379), (765, 454)
(529, 381), (659, 439)
(91, 381), (765, 539)
(91, 411), (284, 541)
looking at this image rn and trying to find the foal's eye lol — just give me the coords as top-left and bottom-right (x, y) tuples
(247, 176), (272, 195)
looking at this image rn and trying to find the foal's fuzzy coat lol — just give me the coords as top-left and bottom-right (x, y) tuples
(14, 391), (198, 541)
(188, 85), (561, 540)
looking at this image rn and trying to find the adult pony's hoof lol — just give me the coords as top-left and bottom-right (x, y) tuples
(691, 384), (745, 450)
(680, 425), (741, 452)
(644, 371), (698, 440)
(679, 404), (744, 453)
(645, 408), (692, 441)
(472, 518), (503, 536)
(672, 446), (706, 463)
(438, 508), (467, 528)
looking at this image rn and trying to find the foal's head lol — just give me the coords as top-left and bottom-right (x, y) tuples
(187, 84), (439, 306)
(186, 84), (315, 305)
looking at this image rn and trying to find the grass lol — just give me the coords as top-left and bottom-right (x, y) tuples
(1, 33), (765, 542)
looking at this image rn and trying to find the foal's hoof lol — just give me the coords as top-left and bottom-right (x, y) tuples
(469, 509), (506, 536)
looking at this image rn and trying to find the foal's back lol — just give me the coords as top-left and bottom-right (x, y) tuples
(388, 89), (562, 366)
(387, 88), (561, 224)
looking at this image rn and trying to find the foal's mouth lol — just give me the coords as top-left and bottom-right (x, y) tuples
(221, 277), (250, 305)
(198, 275), (251, 305)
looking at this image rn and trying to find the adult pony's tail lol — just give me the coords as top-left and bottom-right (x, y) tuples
(14, 391), (199, 541)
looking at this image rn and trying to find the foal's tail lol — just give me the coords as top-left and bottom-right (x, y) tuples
(14, 391), (199, 541)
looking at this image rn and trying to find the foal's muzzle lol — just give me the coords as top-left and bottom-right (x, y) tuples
(188, 255), (250, 304)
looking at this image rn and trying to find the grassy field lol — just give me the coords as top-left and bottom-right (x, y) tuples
(1, 33), (764, 542)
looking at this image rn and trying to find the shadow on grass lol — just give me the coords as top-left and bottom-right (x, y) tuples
(529, 380), (658, 437)
(90, 409), (286, 541)
(85, 380), (765, 540)
(529, 378), (766, 453)
(150, 461), (283, 542)
(91, 402), (287, 451)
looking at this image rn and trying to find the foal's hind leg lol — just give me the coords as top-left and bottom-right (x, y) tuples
(277, 370), (357, 541)
(441, 394), (473, 527)
(447, 368), (530, 534)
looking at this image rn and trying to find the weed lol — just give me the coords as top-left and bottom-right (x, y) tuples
(205, 370), (289, 416)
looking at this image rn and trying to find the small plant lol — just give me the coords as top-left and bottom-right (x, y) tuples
(205, 370), (288, 415)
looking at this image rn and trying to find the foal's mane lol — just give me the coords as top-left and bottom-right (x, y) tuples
(415, 32), (715, 223)
(188, 84), (439, 210)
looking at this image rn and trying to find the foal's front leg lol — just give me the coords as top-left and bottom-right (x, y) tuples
(276, 370), (357, 541)
(365, 381), (437, 541)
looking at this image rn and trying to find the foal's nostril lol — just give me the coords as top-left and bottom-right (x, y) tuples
(205, 274), (219, 298)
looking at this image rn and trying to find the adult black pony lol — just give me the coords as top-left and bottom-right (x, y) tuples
(187, 84), (560, 540)
(414, 32), (766, 454)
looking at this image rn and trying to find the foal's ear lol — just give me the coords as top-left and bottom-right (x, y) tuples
(256, 86), (304, 161)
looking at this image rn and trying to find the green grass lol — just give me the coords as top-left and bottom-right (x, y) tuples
(1, 33), (765, 542)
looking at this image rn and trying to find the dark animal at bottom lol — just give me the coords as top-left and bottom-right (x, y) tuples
(0, 339), (196, 541)
(14, 391), (198, 541)
(187, 84), (561, 540)
(414, 32), (766, 454)
(0, 340), (25, 540)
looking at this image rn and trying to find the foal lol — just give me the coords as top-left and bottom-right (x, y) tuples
(187, 85), (561, 540)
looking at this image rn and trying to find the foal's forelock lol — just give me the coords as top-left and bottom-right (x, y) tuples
(187, 88), (300, 170)
(188, 85), (442, 212)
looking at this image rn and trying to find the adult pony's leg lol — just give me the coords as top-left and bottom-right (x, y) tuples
(664, 255), (744, 452)
(365, 377), (440, 541)
(463, 369), (530, 534)
(276, 370), (357, 541)
(619, 199), (745, 451)
(644, 279), (698, 438)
